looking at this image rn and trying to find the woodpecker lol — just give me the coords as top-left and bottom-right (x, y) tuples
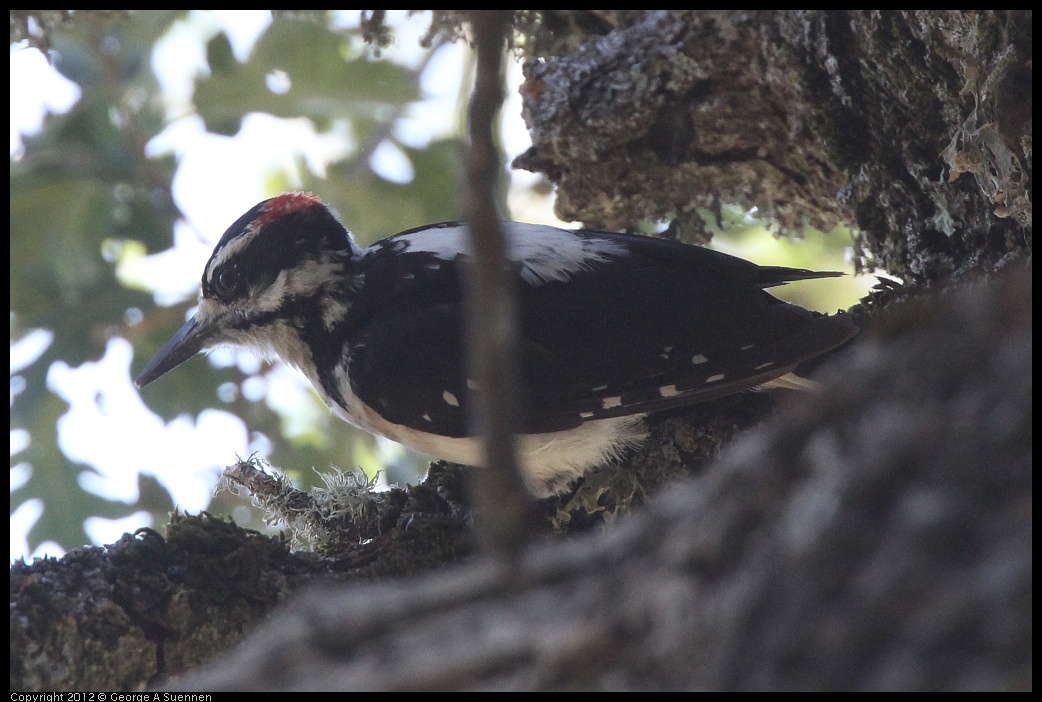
(136, 192), (857, 497)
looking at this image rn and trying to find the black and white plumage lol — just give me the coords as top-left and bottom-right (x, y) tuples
(136, 192), (858, 497)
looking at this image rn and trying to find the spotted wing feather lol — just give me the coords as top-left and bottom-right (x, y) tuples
(345, 225), (856, 438)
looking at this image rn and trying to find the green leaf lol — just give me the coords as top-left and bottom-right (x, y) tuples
(194, 16), (421, 134)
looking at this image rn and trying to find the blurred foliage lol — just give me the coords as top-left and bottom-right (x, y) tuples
(10, 11), (861, 558)
(13, 11), (181, 555)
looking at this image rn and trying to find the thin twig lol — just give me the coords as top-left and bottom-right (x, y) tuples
(463, 10), (536, 560)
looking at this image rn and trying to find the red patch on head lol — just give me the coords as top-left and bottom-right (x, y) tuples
(254, 192), (322, 228)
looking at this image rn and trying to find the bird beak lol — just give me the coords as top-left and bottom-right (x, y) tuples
(135, 314), (216, 389)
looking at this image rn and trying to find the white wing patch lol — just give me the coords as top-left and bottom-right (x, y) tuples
(395, 223), (629, 285)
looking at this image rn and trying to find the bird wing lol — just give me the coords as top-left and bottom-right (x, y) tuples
(345, 226), (855, 438)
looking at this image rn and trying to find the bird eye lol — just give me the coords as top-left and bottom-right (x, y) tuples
(213, 266), (241, 299)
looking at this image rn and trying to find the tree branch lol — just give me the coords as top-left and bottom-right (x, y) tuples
(463, 10), (537, 559)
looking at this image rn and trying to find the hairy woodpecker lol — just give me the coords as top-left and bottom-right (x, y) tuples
(135, 192), (857, 497)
